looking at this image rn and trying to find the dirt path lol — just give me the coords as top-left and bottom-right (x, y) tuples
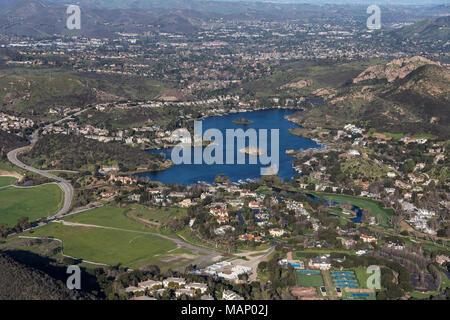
(230, 246), (275, 282)
(127, 211), (161, 227)
(0, 171), (23, 181)
(322, 270), (336, 300)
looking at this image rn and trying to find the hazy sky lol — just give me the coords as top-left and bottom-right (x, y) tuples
(213, 0), (449, 5)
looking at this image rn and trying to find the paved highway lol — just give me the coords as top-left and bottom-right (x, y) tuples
(7, 145), (74, 218)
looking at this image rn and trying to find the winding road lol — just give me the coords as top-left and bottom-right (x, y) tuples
(7, 145), (74, 218)
(5, 108), (273, 274)
(6, 109), (90, 219)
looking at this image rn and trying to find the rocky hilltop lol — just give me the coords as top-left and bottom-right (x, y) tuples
(353, 56), (441, 84)
(292, 56), (450, 139)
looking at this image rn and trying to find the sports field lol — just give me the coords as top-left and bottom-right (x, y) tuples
(296, 271), (324, 287)
(354, 267), (372, 289)
(0, 184), (63, 227)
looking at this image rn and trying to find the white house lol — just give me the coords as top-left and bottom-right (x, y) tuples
(188, 283), (208, 294)
(269, 228), (285, 237)
(163, 277), (186, 288)
(222, 290), (244, 300)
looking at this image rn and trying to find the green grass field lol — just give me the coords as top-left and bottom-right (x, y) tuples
(64, 206), (150, 232)
(29, 223), (178, 268)
(0, 161), (26, 174)
(354, 267), (371, 289)
(312, 192), (395, 228)
(296, 272), (324, 287)
(0, 176), (17, 188)
(0, 184), (63, 227)
(132, 205), (187, 225)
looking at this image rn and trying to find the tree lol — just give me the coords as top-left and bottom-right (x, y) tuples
(15, 217), (30, 232)
(0, 223), (9, 238)
(258, 261), (268, 273)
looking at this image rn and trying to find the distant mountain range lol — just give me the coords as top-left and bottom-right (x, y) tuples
(390, 15), (449, 41)
(0, 1), (203, 37)
(0, 0), (447, 38)
(11, 0), (448, 9)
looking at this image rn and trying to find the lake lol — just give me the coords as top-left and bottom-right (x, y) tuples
(135, 109), (322, 185)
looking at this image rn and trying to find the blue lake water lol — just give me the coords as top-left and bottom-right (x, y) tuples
(135, 109), (321, 185)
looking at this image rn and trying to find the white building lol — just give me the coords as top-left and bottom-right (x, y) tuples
(222, 290), (244, 300)
(269, 228), (285, 237)
(188, 283), (208, 294)
(163, 277), (186, 288)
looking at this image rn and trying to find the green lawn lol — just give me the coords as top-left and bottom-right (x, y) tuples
(0, 161), (26, 174)
(64, 205), (150, 232)
(0, 176), (17, 188)
(354, 267), (371, 289)
(312, 192), (395, 228)
(29, 223), (178, 269)
(131, 205), (187, 225)
(296, 272), (324, 287)
(0, 184), (63, 227)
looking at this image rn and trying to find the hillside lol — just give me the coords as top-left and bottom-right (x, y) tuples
(0, 1), (201, 37)
(390, 16), (449, 42)
(0, 0), (442, 37)
(0, 251), (81, 300)
(291, 57), (450, 139)
(0, 131), (27, 156)
(21, 134), (167, 173)
(0, 68), (164, 119)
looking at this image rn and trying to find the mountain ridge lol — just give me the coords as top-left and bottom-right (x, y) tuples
(292, 56), (450, 139)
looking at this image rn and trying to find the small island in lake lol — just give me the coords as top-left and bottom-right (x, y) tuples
(233, 118), (253, 125)
(239, 146), (265, 156)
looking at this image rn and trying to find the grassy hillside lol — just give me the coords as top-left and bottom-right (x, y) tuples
(390, 16), (450, 42)
(238, 58), (386, 98)
(0, 1), (200, 37)
(0, 67), (164, 119)
(30, 223), (180, 269)
(290, 57), (450, 139)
